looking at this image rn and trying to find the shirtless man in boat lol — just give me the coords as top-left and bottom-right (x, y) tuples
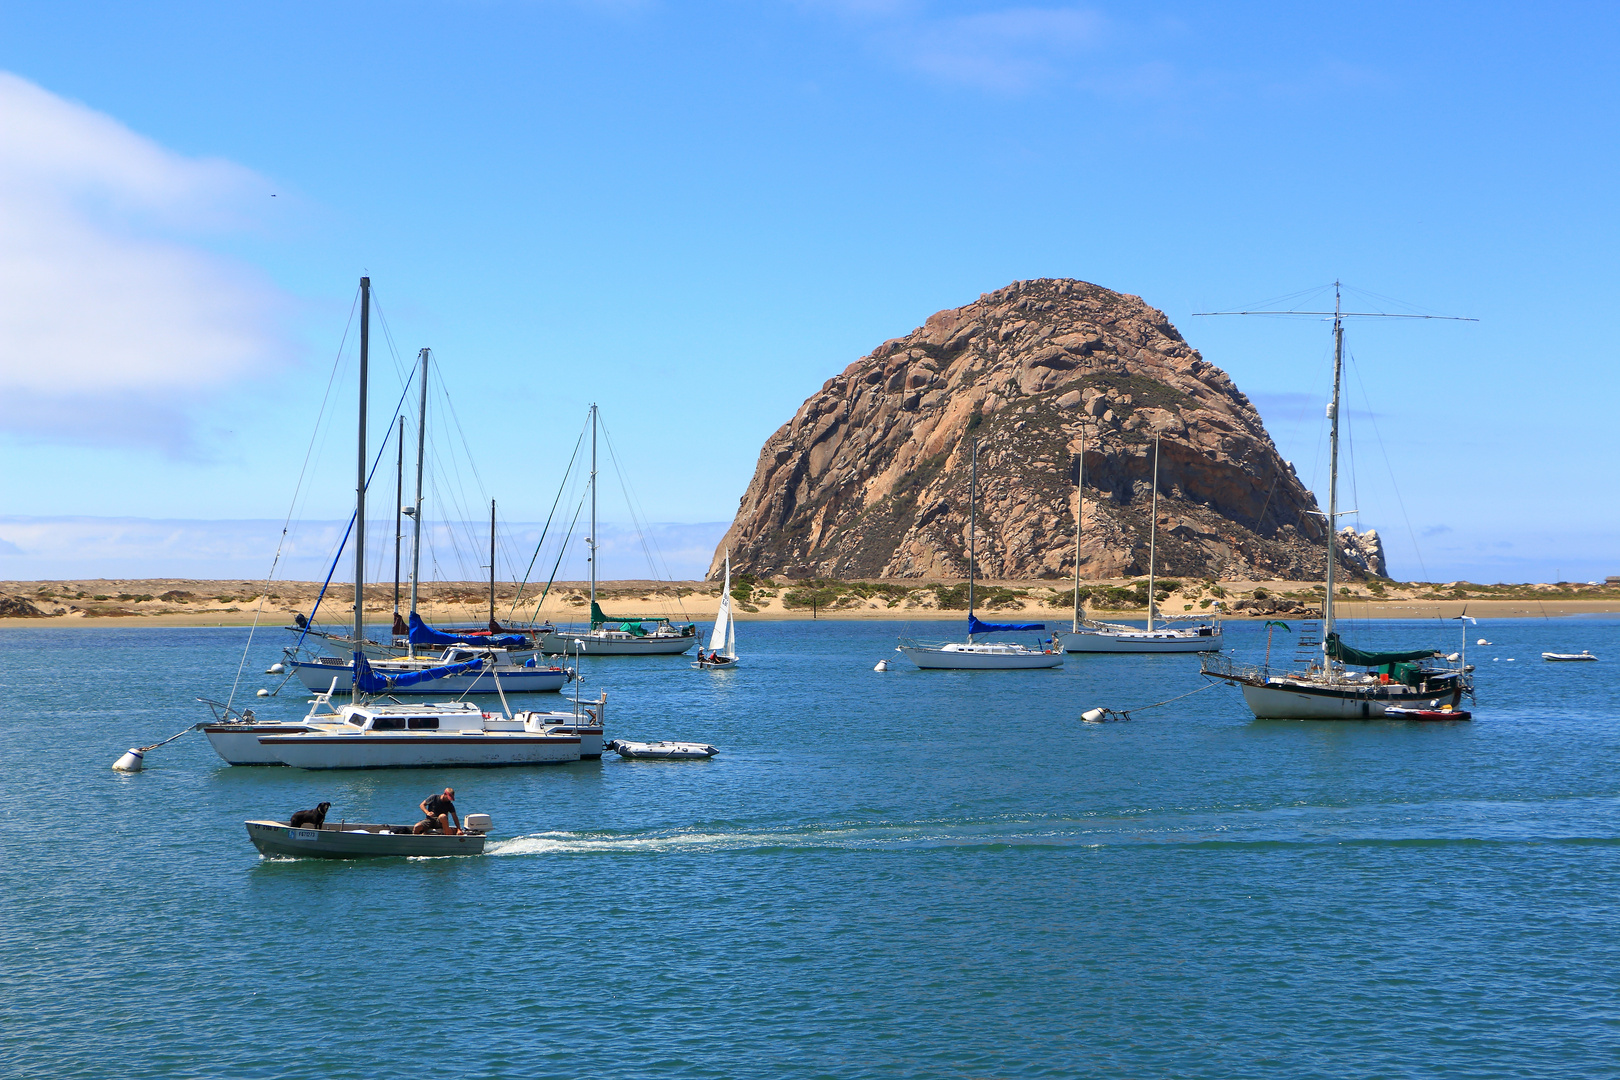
(414, 787), (462, 835)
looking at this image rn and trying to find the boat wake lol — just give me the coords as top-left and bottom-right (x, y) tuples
(485, 798), (1620, 857)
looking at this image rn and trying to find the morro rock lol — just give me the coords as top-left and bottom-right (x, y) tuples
(713, 278), (1358, 583)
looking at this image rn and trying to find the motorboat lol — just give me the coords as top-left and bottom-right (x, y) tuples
(1055, 435), (1221, 654)
(896, 441), (1063, 671)
(607, 740), (718, 760)
(1383, 706), (1472, 721)
(246, 812), (493, 858)
(1543, 651), (1598, 661)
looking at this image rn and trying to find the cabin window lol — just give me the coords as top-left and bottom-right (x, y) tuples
(407, 716), (440, 730)
(371, 716), (405, 730)
(346, 714), (365, 726)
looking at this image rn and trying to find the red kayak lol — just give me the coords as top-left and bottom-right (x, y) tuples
(1384, 707), (1471, 721)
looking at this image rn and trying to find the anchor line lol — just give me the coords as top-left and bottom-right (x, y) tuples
(1088, 679), (1220, 722)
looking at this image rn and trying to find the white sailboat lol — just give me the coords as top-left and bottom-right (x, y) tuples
(897, 441), (1064, 670)
(1056, 435), (1222, 653)
(538, 404), (698, 656)
(695, 552), (740, 668)
(1199, 284), (1475, 719)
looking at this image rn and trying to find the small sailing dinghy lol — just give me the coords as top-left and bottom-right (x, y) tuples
(1543, 651), (1598, 662)
(695, 552), (740, 669)
(606, 740), (718, 760)
(247, 812), (494, 859)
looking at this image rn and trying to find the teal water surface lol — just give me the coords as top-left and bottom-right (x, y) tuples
(3, 616), (1618, 1078)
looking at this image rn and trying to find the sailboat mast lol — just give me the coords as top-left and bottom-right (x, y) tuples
(407, 348), (429, 657)
(489, 498), (497, 627)
(393, 416), (404, 619)
(1147, 436), (1159, 633)
(967, 441), (977, 644)
(1073, 429), (1085, 633)
(1323, 284), (1343, 675)
(353, 276), (370, 679)
(589, 404), (598, 616)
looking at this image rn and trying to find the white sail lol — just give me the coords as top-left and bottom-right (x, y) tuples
(709, 553), (734, 656)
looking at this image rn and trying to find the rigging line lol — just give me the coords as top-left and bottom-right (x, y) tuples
(511, 421), (588, 618)
(530, 492), (588, 625)
(599, 415), (688, 617)
(291, 366), (420, 652)
(1347, 353), (1428, 583)
(224, 287), (360, 712)
(1194, 310), (1477, 321)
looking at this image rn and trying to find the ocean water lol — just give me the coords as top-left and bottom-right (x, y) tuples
(3, 615), (1618, 1079)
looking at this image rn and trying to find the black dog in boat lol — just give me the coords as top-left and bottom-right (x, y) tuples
(289, 802), (331, 829)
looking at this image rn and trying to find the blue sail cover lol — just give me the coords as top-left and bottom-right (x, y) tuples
(353, 652), (489, 693)
(968, 614), (1046, 635)
(407, 611), (525, 649)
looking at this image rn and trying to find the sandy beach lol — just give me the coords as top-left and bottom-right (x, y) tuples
(3, 576), (1616, 629)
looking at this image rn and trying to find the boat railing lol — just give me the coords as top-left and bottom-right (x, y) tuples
(1198, 653), (1266, 682)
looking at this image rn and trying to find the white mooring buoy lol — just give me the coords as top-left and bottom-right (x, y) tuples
(113, 748), (145, 772)
(256, 688), (270, 697)
(1081, 708), (1107, 724)
(266, 662), (285, 674)
(1477, 638), (1490, 646)
(873, 659), (889, 672)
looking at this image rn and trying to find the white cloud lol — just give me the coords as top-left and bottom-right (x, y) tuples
(802, 3), (1108, 93)
(0, 72), (289, 452)
(904, 6), (1105, 92)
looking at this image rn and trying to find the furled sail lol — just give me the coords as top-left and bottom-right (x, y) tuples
(1324, 632), (1437, 667)
(968, 615), (1046, 635)
(353, 652), (488, 693)
(408, 611), (525, 649)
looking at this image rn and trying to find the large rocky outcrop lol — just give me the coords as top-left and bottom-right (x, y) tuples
(714, 278), (1370, 583)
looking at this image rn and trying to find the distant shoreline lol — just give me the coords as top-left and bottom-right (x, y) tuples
(3, 576), (1617, 628)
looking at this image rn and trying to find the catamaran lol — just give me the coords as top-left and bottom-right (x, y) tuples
(896, 441), (1064, 670)
(1056, 434), (1222, 653)
(695, 552), (740, 668)
(537, 404), (698, 656)
(1198, 285), (1475, 719)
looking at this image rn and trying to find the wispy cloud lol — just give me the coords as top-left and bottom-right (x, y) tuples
(803, 2), (1110, 93)
(0, 72), (291, 454)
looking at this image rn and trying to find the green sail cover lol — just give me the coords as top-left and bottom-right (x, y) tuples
(1325, 632), (1437, 667)
(590, 602), (664, 630)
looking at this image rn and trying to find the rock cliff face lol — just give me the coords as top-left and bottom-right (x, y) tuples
(714, 278), (1367, 583)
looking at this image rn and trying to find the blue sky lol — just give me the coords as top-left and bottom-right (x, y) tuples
(0, 1), (1615, 583)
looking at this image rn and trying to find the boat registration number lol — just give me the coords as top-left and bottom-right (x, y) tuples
(289, 829), (320, 840)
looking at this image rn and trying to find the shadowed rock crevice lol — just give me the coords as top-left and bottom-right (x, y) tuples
(713, 278), (1362, 582)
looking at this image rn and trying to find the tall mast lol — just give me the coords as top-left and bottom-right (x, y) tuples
(1147, 436), (1159, 633)
(589, 404), (598, 617)
(393, 416), (404, 619)
(407, 348), (429, 657)
(353, 276), (369, 687)
(488, 498), (497, 628)
(1323, 283), (1343, 675)
(967, 440), (977, 643)
(1072, 429), (1085, 633)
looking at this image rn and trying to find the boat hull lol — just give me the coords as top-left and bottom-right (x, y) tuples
(259, 732), (582, 769)
(1058, 628), (1221, 653)
(204, 723), (315, 765)
(246, 820), (486, 858)
(540, 632), (694, 655)
(1238, 680), (1464, 720)
(897, 646), (1064, 670)
(289, 659), (568, 694)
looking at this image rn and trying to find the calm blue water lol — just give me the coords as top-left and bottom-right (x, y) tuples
(3, 616), (1618, 1079)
